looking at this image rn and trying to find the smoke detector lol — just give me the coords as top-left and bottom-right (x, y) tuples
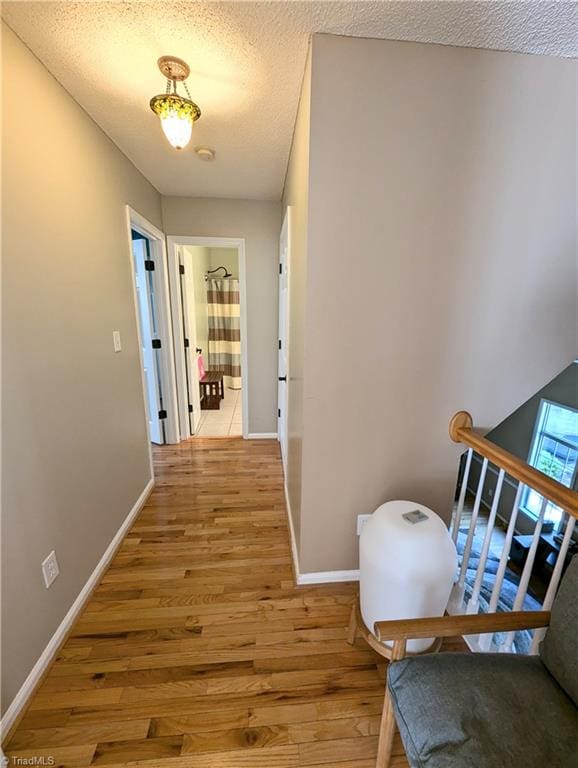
(195, 146), (215, 161)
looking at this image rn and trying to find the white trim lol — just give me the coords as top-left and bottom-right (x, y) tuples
(284, 481), (300, 579)
(247, 432), (278, 439)
(126, 206), (179, 446)
(166, 243), (196, 439)
(0, 478), (154, 736)
(277, 207), (291, 472)
(297, 570), (360, 586)
(166, 236), (249, 440)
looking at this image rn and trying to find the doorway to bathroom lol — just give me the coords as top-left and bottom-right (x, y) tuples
(167, 236), (247, 439)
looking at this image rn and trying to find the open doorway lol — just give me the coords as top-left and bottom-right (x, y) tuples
(126, 207), (179, 449)
(167, 236), (248, 439)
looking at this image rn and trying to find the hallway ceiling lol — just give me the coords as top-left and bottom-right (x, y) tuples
(3, 2), (576, 200)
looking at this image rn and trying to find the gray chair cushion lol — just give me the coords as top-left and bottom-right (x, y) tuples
(540, 555), (578, 706)
(388, 652), (578, 768)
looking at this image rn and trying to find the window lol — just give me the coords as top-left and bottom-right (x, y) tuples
(522, 400), (578, 528)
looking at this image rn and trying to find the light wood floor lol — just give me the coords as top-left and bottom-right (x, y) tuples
(5, 438), (465, 768)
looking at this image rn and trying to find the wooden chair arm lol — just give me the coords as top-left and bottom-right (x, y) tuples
(374, 610), (551, 642)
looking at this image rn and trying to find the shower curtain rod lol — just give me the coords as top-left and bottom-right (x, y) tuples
(205, 266), (232, 280)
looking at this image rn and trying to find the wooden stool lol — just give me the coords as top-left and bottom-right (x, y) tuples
(200, 371), (224, 410)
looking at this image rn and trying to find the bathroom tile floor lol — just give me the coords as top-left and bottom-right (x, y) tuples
(196, 386), (243, 436)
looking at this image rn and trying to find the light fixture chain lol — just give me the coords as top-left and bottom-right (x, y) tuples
(183, 80), (192, 101)
(165, 77), (171, 95)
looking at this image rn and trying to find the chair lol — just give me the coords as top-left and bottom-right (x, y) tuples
(374, 555), (578, 768)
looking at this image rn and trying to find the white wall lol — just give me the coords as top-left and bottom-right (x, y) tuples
(162, 197), (281, 434)
(2, 23), (162, 710)
(297, 34), (577, 572)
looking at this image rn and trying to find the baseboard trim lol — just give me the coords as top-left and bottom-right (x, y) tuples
(283, 481), (301, 581)
(0, 477), (154, 739)
(282, 481), (359, 587)
(297, 570), (360, 585)
(247, 432), (278, 439)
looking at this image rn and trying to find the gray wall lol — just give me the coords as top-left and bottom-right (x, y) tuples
(2, 24), (162, 710)
(296, 34), (577, 573)
(161, 197), (281, 434)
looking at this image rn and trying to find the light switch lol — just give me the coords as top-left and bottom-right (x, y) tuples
(113, 331), (122, 352)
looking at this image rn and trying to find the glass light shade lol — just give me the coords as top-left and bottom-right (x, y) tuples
(150, 93), (201, 150)
(160, 109), (193, 150)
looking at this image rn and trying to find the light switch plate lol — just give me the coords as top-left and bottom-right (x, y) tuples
(357, 514), (371, 535)
(112, 330), (122, 352)
(41, 550), (60, 588)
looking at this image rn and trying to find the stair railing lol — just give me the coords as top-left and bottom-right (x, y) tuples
(448, 411), (578, 654)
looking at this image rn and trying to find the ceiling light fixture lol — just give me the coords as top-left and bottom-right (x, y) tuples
(150, 56), (200, 150)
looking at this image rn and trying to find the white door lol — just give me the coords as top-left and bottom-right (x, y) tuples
(179, 248), (203, 434)
(133, 237), (163, 444)
(278, 208), (290, 472)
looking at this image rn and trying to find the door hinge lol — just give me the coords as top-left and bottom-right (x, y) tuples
(152, 339), (162, 349)
(158, 409), (167, 420)
(184, 338), (190, 348)
(179, 264), (185, 275)
(188, 404), (193, 413)
(278, 339), (282, 350)
(278, 408), (281, 418)
(144, 260), (155, 271)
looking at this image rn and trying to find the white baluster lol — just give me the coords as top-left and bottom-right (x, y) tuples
(467, 468), (505, 615)
(500, 495), (548, 653)
(449, 457), (488, 612)
(478, 482), (524, 652)
(452, 448), (473, 545)
(529, 513), (576, 655)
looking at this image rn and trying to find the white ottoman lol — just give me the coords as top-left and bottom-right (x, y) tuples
(359, 500), (457, 654)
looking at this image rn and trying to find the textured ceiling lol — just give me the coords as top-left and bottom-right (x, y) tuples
(3, 1), (577, 200)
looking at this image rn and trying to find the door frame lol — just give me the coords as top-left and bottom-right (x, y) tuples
(166, 243), (204, 439)
(166, 235), (248, 440)
(125, 206), (180, 454)
(278, 207), (291, 473)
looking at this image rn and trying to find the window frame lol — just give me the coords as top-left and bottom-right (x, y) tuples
(521, 398), (578, 528)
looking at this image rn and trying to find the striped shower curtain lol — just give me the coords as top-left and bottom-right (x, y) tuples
(207, 278), (241, 389)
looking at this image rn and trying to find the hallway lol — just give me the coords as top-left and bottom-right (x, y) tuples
(6, 438), (437, 767)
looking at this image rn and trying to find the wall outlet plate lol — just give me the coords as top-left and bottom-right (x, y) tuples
(357, 514), (371, 535)
(112, 330), (122, 352)
(41, 550), (60, 588)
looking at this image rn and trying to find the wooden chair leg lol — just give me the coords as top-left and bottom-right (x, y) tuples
(376, 639), (406, 768)
(376, 689), (396, 768)
(347, 603), (358, 645)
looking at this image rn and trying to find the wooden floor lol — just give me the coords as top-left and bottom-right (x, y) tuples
(5, 438), (464, 768)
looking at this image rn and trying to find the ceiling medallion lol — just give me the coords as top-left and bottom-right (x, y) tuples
(150, 56), (201, 150)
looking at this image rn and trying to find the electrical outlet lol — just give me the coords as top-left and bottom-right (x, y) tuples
(112, 330), (122, 352)
(357, 514), (371, 536)
(41, 550), (60, 588)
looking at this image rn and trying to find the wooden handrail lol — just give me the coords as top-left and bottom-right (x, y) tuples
(374, 609), (551, 641)
(449, 411), (578, 519)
